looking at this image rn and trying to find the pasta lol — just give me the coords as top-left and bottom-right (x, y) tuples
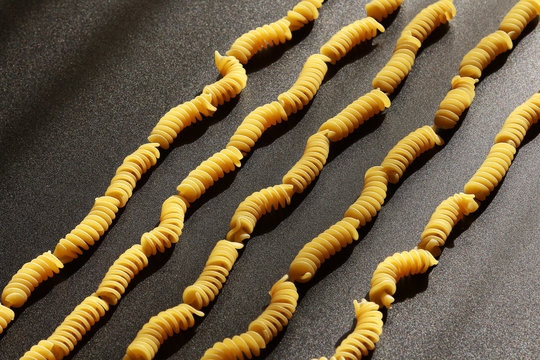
(433, 76), (478, 129)
(498, 0), (540, 40)
(124, 304), (204, 360)
(182, 240), (244, 310)
(0, 304), (14, 334)
(380, 125), (444, 184)
(285, 0), (325, 32)
(201, 330), (266, 360)
(417, 192), (479, 256)
(459, 30), (513, 79)
(1, 251), (63, 308)
(20, 340), (57, 360)
(320, 17), (385, 64)
(316, 299), (383, 360)
(494, 92), (540, 147)
(369, 249), (438, 309)
(463, 142), (516, 201)
(365, 0), (405, 22)
(372, 0), (456, 94)
(203, 52), (249, 107)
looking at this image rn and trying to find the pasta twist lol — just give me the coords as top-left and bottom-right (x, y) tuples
(0, 303), (14, 334)
(459, 30), (513, 79)
(418, 193), (479, 257)
(289, 167), (388, 283)
(278, 54), (331, 116)
(1, 251), (63, 308)
(365, 0), (405, 22)
(124, 304), (204, 360)
(226, 18), (292, 64)
(45, 295), (109, 359)
(320, 17), (385, 64)
(248, 276), (299, 344)
(200, 330), (266, 360)
(463, 142), (516, 201)
(318, 89), (391, 142)
(227, 184), (295, 243)
(401, 0), (456, 44)
(183, 240), (244, 310)
(226, 101), (288, 154)
(282, 132), (331, 193)
(284, 0), (325, 32)
(95, 245), (149, 305)
(369, 249), (438, 309)
(148, 94), (217, 149)
(317, 299), (383, 360)
(498, 0), (540, 40)
(381, 125), (444, 184)
(203, 52), (249, 107)
(20, 340), (58, 360)
(433, 76), (478, 129)
(494, 92), (540, 147)
(176, 146), (243, 204)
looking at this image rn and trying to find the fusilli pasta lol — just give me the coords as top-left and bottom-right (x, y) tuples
(365, 0), (405, 22)
(201, 330), (266, 360)
(498, 0), (540, 40)
(494, 92), (540, 147)
(459, 30), (513, 79)
(285, 0), (325, 32)
(433, 76), (478, 129)
(0, 304), (14, 334)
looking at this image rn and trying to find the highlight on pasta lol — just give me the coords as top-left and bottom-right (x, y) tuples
(498, 0), (540, 40)
(459, 30), (513, 79)
(433, 76), (478, 130)
(494, 92), (540, 147)
(365, 0), (405, 21)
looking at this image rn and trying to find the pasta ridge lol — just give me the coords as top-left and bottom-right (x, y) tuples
(498, 0), (540, 40)
(0, 303), (15, 334)
(433, 76), (478, 129)
(203, 52), (249, 107)
(369, 249), (438, 309)
(20, 340), (57, 360)
(285, 0), (325, 31)
(200, 330), (266, 360)
(494, 92), (540, 147)
(365, 0), (405, 22)
(459, 30), (513, 79)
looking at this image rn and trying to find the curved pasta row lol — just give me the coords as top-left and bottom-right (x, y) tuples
(381, 125), (443, 184)
(433, 76), (478, 129)
(316, 299), (383, 360)
(459, 30), (513, 79)
(418, 192), (479, 256)
(498, 0), (540, 40)
(494, 92), (540, 147)
(369, 249), (438, 309)
(372, 0), (456, 94)
(365, 0), (405, 21)
(320, 17), (385, 64)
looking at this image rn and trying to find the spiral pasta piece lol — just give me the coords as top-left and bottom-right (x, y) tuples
(282, 132), (330, 193)
(124, 304), (204, 360)
(19, 340), (57, 360)
(176, 147), (243, 204)
(203, 52), (249, 107)
(320, 17), (385, 64)
(401, 0), (455, 43)
(318, 89), (391, 142)
(494, 92), (540, 147)
(1, 251), (63, 308)
(463, 142), (516, 201)
(227, 184), (295, 243)
(278, 54), (331, 116)
(289, 166), (388, 283)
(247, 276), (298, 344)
(95, 244), (149, 305)
(381, 125), (443, 184)
(365, 0), (405, 22)
(433, 76), (478, 129)
(418, 193), (479, 257)
(369, 249), (438, 309)
(459, 30), (513, 79)
(284, 0), (324, 32)
(183, 240), (244, 310)
(498, 0), (540, 40)
(201, 330), (266, 360)
(0, 303), (14, 334)
(227, 101), (288, 154)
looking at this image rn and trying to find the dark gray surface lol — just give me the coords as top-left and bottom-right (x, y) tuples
(1, 0), (539, 359)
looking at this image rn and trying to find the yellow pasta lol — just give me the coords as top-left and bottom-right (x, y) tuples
(183, 240), (244, 310)
(289, 166), (388, 283)
(124, 304), (204, 360)
(201, 330), (266, 360)
(1, 251), (63, 308)
(20, 340), (57, 360)
(418, 192), (479, 256)
(365, 0), (405, 22)
(369, 249), (438, 309)
(0, 303), (15, 334)
(316, 299), (383, 360)
(498, 0), (540, 40)
(227, 184), (296, 243)
(285, 0), (325, 32)
(459, 30), (513, 79)
(433, 76), (478, 129)
(463, 142), (516, 201)
(203, 52), (249, 107)
(318, 89), (391, 142)
(494, 92), (540, 147)
(401, 0), (455, 43)
(320, 17), (385, 64)
(282, 132), (331, 194)
(381, 125), (444, 184)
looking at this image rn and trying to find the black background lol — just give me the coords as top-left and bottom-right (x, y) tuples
(1, 0), (539, 359)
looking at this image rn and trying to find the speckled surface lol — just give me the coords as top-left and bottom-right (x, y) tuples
(0, 0), (539, 359)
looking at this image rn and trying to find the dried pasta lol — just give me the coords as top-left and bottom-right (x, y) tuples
(365, 0), (405, 22)
(285, 0), (325, 32)
(381, 125), (443, 184)
(494, 92), (540, 147)
(201, 330), (266, 360)
(433, 76), (478, 129)
(0, 304), (14, 334)
(498, 0), (540, 40)
(459, 30), (513, 79)
(418, 192), (479, 256)
(369, 249), (438, 309)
